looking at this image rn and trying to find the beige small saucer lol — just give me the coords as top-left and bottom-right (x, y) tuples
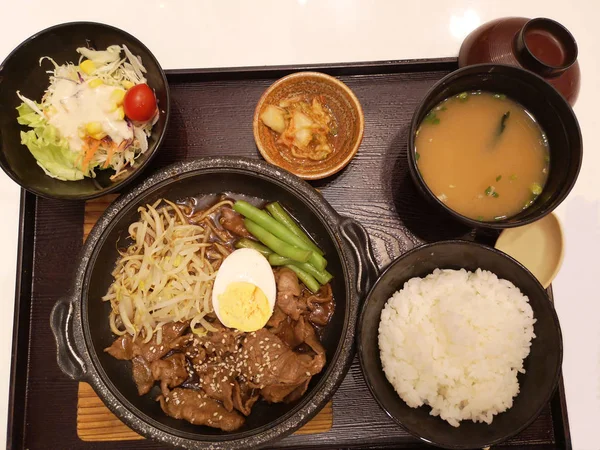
(495, 212), (565, 288)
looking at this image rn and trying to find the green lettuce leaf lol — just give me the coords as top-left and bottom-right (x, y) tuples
(16, 103), (88, 181)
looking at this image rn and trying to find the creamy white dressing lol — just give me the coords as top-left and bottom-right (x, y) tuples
(47, 79), (132, 151)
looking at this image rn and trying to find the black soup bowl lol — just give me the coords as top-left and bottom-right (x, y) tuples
(357, 240), (563, 449)
(0, 22), (170, 200)
(50, 157), (378, 449)
(408, 64), (582, 229)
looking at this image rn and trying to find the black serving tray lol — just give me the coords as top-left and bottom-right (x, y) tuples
(7, 58), (571, 449)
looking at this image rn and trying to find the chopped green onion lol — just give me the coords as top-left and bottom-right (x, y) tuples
(423, 112), (440, 125)
(493, 94), (507, 100)
(492, 192), (499, 198)
(415, 152), (420, 161)
(544, 153), (550, 163)
(530, 182), (543, 195)
(458, 92), (469, 101)
(510, 174), (518, 181)
(485, 186), (494, 196)
(476, 215), (484, 221)
(496, 175), (502, 182)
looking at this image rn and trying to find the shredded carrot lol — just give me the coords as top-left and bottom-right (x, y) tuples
(103, 141), (118, 168)
(104, 139), (129, 168)
(82, 138), (101, 171)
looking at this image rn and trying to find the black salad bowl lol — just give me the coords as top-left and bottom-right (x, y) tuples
(357, 240), (563, 449)
(50, 157), (379, 449)
(408, 63), (582, 229)
(0, 21), (170, 200)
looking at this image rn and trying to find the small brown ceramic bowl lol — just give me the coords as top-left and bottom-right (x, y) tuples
(253, 72), (364, 180)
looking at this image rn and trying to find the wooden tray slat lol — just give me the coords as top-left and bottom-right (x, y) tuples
(77, 196), (333, 441)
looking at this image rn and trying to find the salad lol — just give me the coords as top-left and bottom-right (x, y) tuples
(16, 45), (159, 181)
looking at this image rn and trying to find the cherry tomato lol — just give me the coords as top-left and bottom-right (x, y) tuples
(123, 84), (157, 122)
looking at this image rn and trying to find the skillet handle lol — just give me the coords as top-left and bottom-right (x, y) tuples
(338, 217), (379, 299)
(50, 297), (87, 381)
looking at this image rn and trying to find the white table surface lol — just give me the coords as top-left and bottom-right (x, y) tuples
(0, 1), (598, 449)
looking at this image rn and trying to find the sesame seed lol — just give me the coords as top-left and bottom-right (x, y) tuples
(213, 412), (218, 417)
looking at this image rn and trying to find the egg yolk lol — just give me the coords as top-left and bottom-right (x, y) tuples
(217, 282), (271, 332)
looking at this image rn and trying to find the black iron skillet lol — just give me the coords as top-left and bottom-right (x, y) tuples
(50, 156), (378, 449)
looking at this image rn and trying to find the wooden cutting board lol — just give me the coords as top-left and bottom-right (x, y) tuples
(77, 195), (333, 441)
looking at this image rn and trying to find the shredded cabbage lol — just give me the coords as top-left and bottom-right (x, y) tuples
(76, 45), (122, 64)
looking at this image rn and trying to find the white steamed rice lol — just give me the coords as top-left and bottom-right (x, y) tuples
(378, 268), (536, 427)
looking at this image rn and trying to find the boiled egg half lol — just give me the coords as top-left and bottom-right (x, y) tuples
(212, 248), (276, 332)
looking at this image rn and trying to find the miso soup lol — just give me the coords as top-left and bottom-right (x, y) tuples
(415, 91), (549, 221)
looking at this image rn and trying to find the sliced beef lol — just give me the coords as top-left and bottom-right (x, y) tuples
(304, 284), (335, 326)
(132, 356), (154, 395)
(232, 380), (259, 416)
(308, 300), (335, 326)
(168, 333), (195, 351)
(158, 388), (245, 431)
(196, 364), (236, 412)
(284, 378), (311, 403)
(266, 306), (287, 329)
(104, 321), (190, 363)
(272, 315), (304, 349)
(261, 377), (310, 403)
(219, 207), (251, 238)
(105, 334), (134, 360)
(274, 268), (305, 320)
(189, 327), (246, 411)
(184, 344), (208, 370)
(269, 311), (329, 359)
(151, 353), (189, 396)
(196, 325), (242, 356)
(294, 316), (326, 374)
(241, 329), (319, 389)
(304, 283), (333, 304)
(157, 321), (191, 350)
